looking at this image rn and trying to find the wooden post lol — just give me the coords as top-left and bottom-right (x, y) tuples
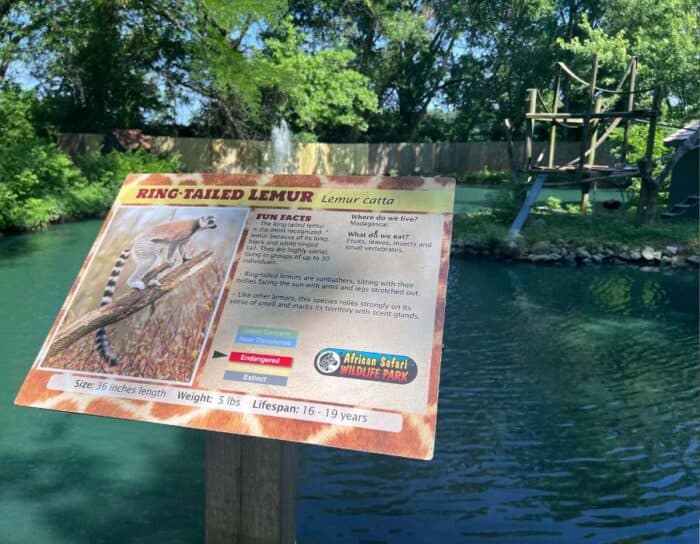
(622, 57), (637, 164)
(525, 88), (537, 170)
(588, 98), (602, 167)
(580, 54), (598, 212)
(583, 97), (603, 210)
(206, 433), (298, 544)
(548, 73), (562, 168)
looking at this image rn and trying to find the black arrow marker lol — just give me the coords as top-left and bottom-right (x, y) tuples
(212, 350), (228, 359)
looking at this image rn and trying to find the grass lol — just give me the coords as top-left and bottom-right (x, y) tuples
(451, 168), (514, 185)
(453, 208), (700, 253)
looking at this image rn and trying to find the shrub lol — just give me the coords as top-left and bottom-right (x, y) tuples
(455, 168), (513, 185)
(0, 85), (182, 232)
(545, 196), (562, 210)
(76, 149), (182, 192)
(0, 86), (91, 231)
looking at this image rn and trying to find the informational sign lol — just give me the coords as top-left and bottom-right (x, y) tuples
(15, 173), (454, 460)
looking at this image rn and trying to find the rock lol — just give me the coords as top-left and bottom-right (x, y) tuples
(665, 245), (678, 255)
(641, 246), (656, 261)
(653, 251), (662, 260)
(687, 255), (700, 266)
(619, 251), (632, 261)
(576, 247), (591, 259)
(661, 256), (672, 265)
(530, 240), (553, 255)
(671, 257), (686, 268)
(592, 254), (603, 264)
(629, 250), (641, 261)
(640, 266), (659, 272)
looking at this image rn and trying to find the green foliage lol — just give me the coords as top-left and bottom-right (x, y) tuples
(4, 0), (699, 144)
(0, 87), (87, 230)
(76, 149), (182, 191)
(608, 124), (674, 209)
(28, 0), (184, 131)
(545, 196), (563, 211)
(263, 20), (378, 135)
(487, 188), (524, 222)
(455, 169), (513, 185)
(0, 85), (181, 232)
(453, 208), (699, 252)
(557, 0), (700, 122)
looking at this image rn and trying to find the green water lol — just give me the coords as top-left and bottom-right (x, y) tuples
(1, 221), (698, 543)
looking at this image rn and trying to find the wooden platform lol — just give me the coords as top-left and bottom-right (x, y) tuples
(528, 164), (639, 185)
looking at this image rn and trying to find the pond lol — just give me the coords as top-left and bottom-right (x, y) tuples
(1, 221), (698, 543)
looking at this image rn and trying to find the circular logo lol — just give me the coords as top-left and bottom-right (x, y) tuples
(314, 350), (341, 374)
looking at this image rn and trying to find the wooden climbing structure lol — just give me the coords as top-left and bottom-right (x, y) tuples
(523, 54), (660, 210)
(507, 54), (661, 239)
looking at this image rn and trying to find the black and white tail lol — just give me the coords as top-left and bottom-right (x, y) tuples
(95, 248), (131, 366)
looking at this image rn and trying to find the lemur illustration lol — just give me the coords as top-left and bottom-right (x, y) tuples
(95, 216), (217, 366)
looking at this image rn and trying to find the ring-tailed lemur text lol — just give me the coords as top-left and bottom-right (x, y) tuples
(95, 215), (217, 366)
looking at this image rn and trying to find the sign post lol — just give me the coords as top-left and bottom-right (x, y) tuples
(206, 433), (298, 543)
(16, 173), (454, 540)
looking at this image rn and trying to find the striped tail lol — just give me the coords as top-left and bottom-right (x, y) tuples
(95, 248), (131, 366)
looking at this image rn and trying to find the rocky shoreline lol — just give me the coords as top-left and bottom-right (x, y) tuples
(451, 238), (700, 269)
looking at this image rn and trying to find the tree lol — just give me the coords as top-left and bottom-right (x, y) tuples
(146, 1), (377, 139)
(26, 0), (185, 131)
(557, 0), (700, 123)
(261, 20), (377, 140)
(0, 0), (49, 81)
(290, 0), (474, 141)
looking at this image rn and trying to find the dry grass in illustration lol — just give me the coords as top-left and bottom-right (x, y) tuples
(42, 261), (226, 381)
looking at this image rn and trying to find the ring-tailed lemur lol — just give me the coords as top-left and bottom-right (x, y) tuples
(95, 215), (217, 365)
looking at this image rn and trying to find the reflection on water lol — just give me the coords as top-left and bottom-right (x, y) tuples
(1, 223), (698, 543)
(298, 260), (699, 543)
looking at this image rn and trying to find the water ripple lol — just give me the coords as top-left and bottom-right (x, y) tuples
(299, 259), (699, 543)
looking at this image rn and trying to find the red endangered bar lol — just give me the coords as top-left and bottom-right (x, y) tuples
(229, 351), (293, 367)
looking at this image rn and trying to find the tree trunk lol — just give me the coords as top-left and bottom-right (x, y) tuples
(641, 182), (658, 225)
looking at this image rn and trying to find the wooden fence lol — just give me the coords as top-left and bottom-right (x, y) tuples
(58, 133), (616, 176)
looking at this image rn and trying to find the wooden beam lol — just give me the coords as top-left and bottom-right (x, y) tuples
(580, 54), (598, 212)
(206, 433), (298, 544)
(504, 118), (521, 183)
(622, 57), (638, 163)
(45, 251), (213, 359)
(588, 98), (602, 166)
(525, 88), (537, 169)
(548, 73), (562, 168)
(526, 110), (652, 120)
